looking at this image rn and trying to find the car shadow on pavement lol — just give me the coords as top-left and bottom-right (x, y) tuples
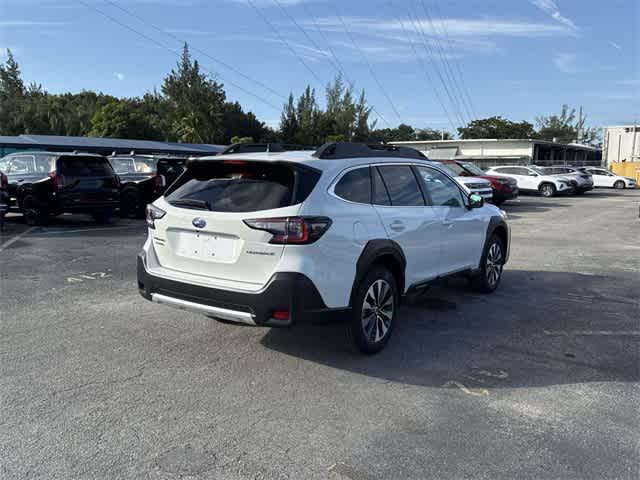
(260, 269), (639, 390)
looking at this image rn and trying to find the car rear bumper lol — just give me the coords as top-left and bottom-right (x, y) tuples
(137, 253), (348, 327)
(493, 187), (518, 202)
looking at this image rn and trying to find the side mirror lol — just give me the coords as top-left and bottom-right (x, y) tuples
(468, 193), (484, 209)
(530, 173), (538, 177)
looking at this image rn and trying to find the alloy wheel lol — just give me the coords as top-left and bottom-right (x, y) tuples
(361, 279), (394, 343)
(485, 242), (503, 287)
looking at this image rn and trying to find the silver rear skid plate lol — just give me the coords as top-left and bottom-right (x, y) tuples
(151, 293), (256, 325)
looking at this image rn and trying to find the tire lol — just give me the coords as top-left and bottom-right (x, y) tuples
(22, 195), (48, 226)
(539, 183), (556, 197)
(120, 186), (143, 218)
(92, 210), (113, 224)
(346, 266), (398, 354)
(574, 189), (585, 195)
(614, 180), (625, 189)
(471, 235), (505, 293)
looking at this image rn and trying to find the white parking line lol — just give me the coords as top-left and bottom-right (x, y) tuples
(0, 226), (38, 253)
(40, 226), (142, 235)
(543, 330), (640, 336)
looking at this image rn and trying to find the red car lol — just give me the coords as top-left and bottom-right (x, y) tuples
(435, 160), (518, 206)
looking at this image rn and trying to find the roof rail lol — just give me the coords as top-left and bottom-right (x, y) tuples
(312, 142), (426, 160)
(220, 143), (286, 155)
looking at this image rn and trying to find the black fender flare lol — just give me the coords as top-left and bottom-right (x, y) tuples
(349, 239), (407, 306)
(479, 216), (509, 268)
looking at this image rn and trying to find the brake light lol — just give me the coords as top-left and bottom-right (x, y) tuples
(243, 216), (332, 245)
(223, 159), (248, 165)
(48, 172), (64, 188)
(272, 310), (290, 321)
(153, 174), (165, 188)
(114, 175), (121, 188)
(0, 174), (7, 190)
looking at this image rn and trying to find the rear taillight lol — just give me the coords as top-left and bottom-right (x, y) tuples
(146, 204), (166, 229)
(153, 174), (165, 188)
(48, 172), (64, 188)
(0, 174), (7, 190)
(243, 216), (332, 245)
(114, 175), (121, 188)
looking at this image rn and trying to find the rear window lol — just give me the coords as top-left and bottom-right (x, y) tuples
(58, 156), (114, 177)
(165, 161), (320, 213)
(334, 167), (371, 204)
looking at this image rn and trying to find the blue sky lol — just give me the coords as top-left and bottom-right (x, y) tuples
(1, 0), (638, 133)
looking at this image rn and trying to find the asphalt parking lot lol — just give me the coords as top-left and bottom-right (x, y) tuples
(1, 190), (639, 480)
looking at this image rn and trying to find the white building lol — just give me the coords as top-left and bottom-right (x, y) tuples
(603, 125), (639, 165)
(391, 139), (602, 168)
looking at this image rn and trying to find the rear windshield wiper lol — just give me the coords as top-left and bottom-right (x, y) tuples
(168, 198), (211, 210)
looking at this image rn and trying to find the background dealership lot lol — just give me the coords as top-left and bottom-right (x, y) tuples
(1, 190), (638, 479)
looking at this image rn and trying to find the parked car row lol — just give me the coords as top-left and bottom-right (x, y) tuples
(0, 151), (189, 225)
(0, 146), (636, 226)
(484, 164), (636, 197)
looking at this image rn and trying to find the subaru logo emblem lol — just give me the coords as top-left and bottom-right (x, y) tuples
(192, 217), (206, 229)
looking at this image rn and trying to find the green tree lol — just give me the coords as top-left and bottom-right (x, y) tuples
(279, 94), (299, 143)
(458, 116), (536, 139)
(536, 105), (597, 144)
(89, 100), (161, 139)
(0, 49), (27, 135)
(230, 136), (254, 144)
(416, 128), (451, 141)
(162, 43), (226, 143)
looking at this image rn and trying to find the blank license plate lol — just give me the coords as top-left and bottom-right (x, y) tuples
(175, 231), (236, 262)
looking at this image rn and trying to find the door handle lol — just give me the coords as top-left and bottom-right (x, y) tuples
(389, 220), (405, 231)
(442, 219), (453, 227)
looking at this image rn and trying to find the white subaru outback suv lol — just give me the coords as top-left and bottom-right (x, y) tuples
(138, 143), (510, 354)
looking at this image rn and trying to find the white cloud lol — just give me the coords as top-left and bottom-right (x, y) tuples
(226, 0), (309, 5)
(616, 79), (640, 87)
(530, 0), (577, 31)
(115, 72), (125, 81)
(609, 41), (622, 50)
(304, 16), (576, 39)
(0, 20), (66, 26)
(553, 52), (577, 73)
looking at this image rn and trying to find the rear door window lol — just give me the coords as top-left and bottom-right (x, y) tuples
(165, 161), (319, 213)
(372, 167), (391, 206)
(334, 167), (371, 204)
(376, 165), (425, 206)
(57, 156), (114, 177)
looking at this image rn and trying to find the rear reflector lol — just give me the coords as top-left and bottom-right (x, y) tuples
(272, 310), (290, 321)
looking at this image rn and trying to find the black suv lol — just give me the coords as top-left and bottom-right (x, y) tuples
(0, 151), (120, 225)
(0, 169), (8, 229)
(108, 154), (188, 218)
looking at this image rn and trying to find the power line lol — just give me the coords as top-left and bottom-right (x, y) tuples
(431, 0), (478, 120)
(418, 0), (474, 123)
(271, 0), (344, 77)
(281, 0), (391, 128)
(387, 0), (457, 133)
(104, 0), (286, 101)
(406, 5), (466, 127)
(335, 12), (404, 125)
(245, 0), (325, 86)
(77, 0), (282, 111)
